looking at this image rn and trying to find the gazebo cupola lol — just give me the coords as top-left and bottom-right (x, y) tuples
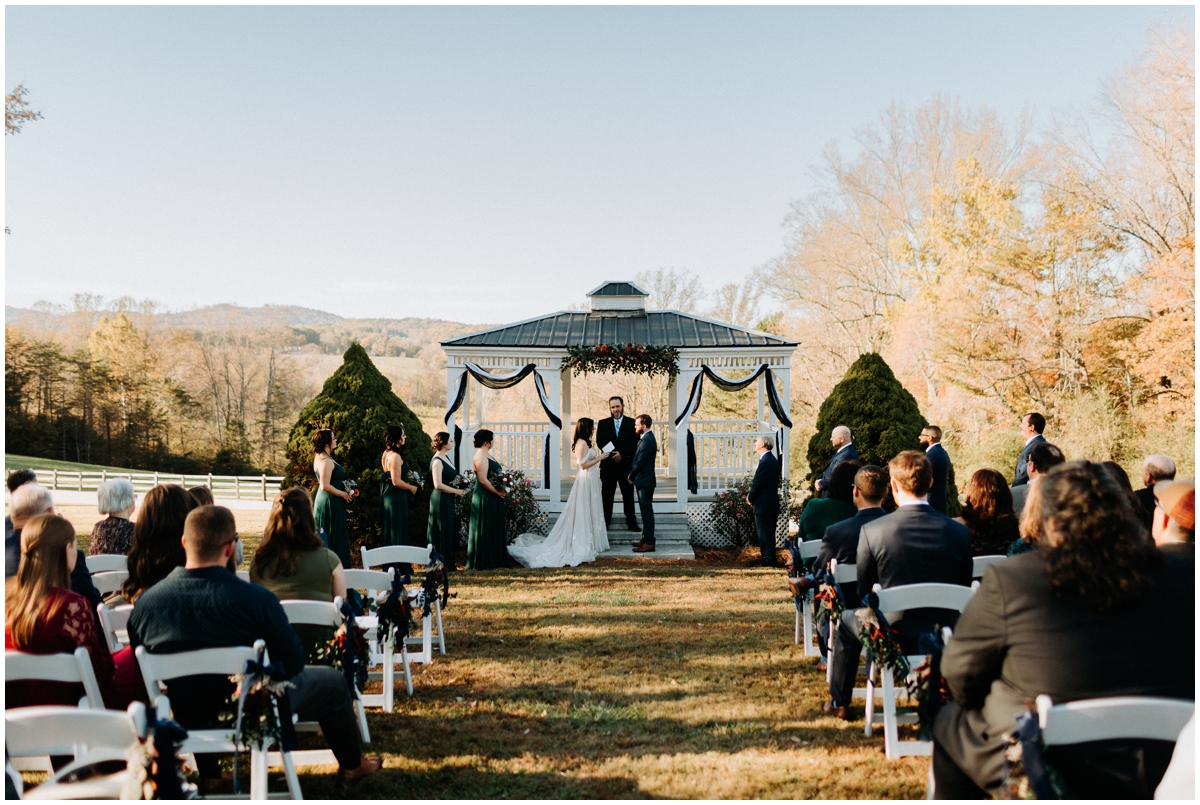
(586, 281), (649, 313)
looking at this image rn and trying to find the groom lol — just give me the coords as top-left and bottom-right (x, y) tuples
(630, 414), (657, 553)
(597, 396), (640, 531)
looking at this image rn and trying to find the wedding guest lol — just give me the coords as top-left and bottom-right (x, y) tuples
(129, 505), (381, 790)
(428, 432), (467, 568)
(313, 429), (354, 569)
(956, 470), (1019, 556)
(1101, 461), (1145, 518)
(1010, 473), (1048, 556)
(188, 486), (214, 506)
(799, 460), (861, 542)
(7, 484), (102, 610)
(89, 479), (136, 556)
(826, 451), (971, 720)
(746, 435), (782, 566)
(467, 429), (508, 570)
(4, 469), (37, 549)
(120, 484), (197, 604)
(815, 426), (859, 498)
(251, 487), (347, 655)
(1150, 479), (1194, 557)
(1136, 454), (1177, 532)
(932, 461), (1193, 799)
(380, 425), (420, 550)
(920, 426), (953, 514)
(1011, 442), (1064, 517)
(1011, 412), (1046, 486)
(5, 513), (142, 710)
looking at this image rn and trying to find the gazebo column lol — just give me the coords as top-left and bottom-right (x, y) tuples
(779, 369), (792, 479)
(675, 367), (698, 508)
(666, 374), (677, 488)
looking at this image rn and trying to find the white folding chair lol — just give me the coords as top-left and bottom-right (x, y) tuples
(96, 603), (134, 652)
(1038, 695), (1195, 745)
(361, 545), (445, 663)
(134, 639), (301, 800)
(794, 541), (823, 654)
(866, 582), (976, 759)
(85, 554), (127, 573)
(5, 703), (145, 799)
(344, 568), (413, 707)
(825, 558), (859, 684)
(90, 570), (129, 596)
(972, 554), (1007, 579)
(278, 596), (371, 746)
(236, 569), (251, 582)
(5, 647), (106, 711)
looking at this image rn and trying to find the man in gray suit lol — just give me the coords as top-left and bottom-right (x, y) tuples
(1012, 412), (1046, 486)
(629, 414), (658, 553)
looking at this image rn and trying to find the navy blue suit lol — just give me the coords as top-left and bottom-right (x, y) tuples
(1012, 434), (1045, 487)
(812, 505), (886, 658)
(819, 443), (860, 497)
(747, 451), (781, 566)
(628, 431), (657, 544)
(926, 443), (952, 514)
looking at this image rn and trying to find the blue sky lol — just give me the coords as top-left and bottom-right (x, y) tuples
(5, 5), (1188, 323)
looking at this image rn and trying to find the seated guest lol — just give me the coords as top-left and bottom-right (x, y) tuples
(932, 461), (1193, 799)
(799, 460), (862, 542)
(89, 478), (137, 556)
(4, 469), (37, 548)
(956, 469), (1019, 556)
(825, 450), (972, 720)
(1150, 480), (1194, 557)
(1136, 454), (1176, 532)
(7, 484), (102, 610)
(128, 505), (382, 789)
(1010, 442), (1064, 517)
(5, 513), (142, 710)
(119, 484), (197, 605)
(1009, 474), (1047, 556)
(250, 488), (347, 655)
(188, 486), (214, 506)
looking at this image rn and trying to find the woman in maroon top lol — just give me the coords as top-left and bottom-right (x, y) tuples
(5, 513), (142, 709)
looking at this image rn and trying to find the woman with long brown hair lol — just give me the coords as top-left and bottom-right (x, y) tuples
(5, 514), (140, 709)
(120, 484), (198, 604)
(955, 469), (1020, 556)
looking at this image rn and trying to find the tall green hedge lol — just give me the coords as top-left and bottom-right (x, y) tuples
(282, 343), (433, 565)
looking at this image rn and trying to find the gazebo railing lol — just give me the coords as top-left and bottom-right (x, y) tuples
(462, 425), (548, 492)
(690, 423), (775, 494)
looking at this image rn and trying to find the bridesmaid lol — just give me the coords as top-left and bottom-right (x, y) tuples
(380, 425), (419, 548)
(427, 432), (467, 568)
(312, 429), (355, 568)
(467, 429), (508, 570)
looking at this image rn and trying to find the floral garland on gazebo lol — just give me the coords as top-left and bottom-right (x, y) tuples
(562, 344), (680, 379)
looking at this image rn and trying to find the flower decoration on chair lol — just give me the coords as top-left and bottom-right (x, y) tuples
(309, 620), (371, 694)
(562, 344), (680, 379)
(813, 572), (845, 622)
(908, 628), (949, 741)
(221, 651), (297, 794)
(999, 707), (1065, 800)
(375, 573), (416, 652)
(422, 547), (453, 614)
(856, 593), (912, 690)
(123, 716), (196, 800)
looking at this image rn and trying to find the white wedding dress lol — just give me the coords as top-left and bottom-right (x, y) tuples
(508, 446), (609, 568)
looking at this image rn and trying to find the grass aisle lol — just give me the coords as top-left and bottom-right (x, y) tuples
(298, 559), (927, 799)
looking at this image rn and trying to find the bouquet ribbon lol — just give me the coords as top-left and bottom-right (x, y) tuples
(1005, 709), (1059, 799)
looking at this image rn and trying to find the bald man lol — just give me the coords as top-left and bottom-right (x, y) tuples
(1135, 454), (1177, 532)
(816, 426), (859, 498)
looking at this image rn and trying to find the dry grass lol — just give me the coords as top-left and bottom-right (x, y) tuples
(293, 559), (928, 799)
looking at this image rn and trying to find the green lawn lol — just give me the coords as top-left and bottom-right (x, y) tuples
(5, 453), (143, 475)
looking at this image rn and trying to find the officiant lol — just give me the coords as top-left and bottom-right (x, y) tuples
(597, 396), (640, 532)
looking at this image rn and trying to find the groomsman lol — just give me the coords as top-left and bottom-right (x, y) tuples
(746, 435), (781, 567)
(1012, 412), (1046, 487)
(920, 425), (952, 514)
(815, 426), (859, 498)
(630, 415), (658, 553)
(597, 397), (640, 531)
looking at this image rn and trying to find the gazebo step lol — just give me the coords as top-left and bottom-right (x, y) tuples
(541, 511), (695, 560)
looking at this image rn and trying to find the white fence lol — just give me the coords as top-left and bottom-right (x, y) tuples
(462, 425), (549, 491)
(17, 468), (286, 501)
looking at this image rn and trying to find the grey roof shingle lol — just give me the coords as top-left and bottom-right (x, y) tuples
(441, 311), (797, 349)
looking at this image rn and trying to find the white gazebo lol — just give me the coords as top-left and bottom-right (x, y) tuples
(440, 281), (797, 514)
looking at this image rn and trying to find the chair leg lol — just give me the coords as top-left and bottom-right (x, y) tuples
(282, 751), (303, 800)
(383, 639), (395, 713)
(250, 747), (269, 800)
(864, 659), (876, 738)
(881, 668), (897, 759)
(402, 645), (413, 697)
(355, 695), (371, 743)
(826, 616), (837, 684)
(794, 605), (801, 645)
(434, 599), (446, 655)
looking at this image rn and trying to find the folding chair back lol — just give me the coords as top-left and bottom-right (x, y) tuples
(86, 554), (127, 573)
(972, 554), (1007, 579)
(875, 582), (975, 615)
(832, 561), (857, 585)
(794, 541), (823, 655)
(361, 544), (433, 570)
(343, 569), (413, 709)
(344, 568), (391, 600)
(90, 570), (129, 596)
(5, 647), (105, 710)
(5, 703), (146, 797)
(1037, 695), (1195, 745)
(798, 541), (822, 561)
(97, 603), (134, 652)
(236, 569), (251, 582)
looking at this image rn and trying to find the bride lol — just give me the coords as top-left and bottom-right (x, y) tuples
(508, 418), (610, 568)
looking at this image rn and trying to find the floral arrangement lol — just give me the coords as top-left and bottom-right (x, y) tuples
(342, 479), (359, 503)
(406, 468), (423, 489)
(813, 578), (844, 621)
(309, 621), (371, 693)
(908, 629), (949, 741)
(219, 667), (294, 779)
(711, 476), (803, 548)
(1000, 708), (1065, 799)
(122, 716), (196, 800)
(562, 343), (680, 379)
(856, 597), (912, 689)
(451, 467), (547, 544)
(422, 548), (452, 614)
(374, 576), (416, 652)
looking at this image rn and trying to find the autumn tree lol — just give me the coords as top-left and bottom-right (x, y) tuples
(5, 85), (42, 135)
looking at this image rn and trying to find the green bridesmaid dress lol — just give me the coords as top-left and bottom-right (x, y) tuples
(314, 459), (351, 568)
(467, 456), (507, 570)
(379, 454), (410, 548)
(427, 456), (459, 567)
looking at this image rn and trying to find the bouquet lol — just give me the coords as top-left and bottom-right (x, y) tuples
(342, 479), (359, 503)
(406, 468), (423, 489)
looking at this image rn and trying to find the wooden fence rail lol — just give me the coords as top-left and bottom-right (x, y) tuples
(6, 468), (286, 502)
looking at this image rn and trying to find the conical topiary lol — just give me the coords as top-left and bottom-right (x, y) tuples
(282, 343), (433, 565)
(807, 352), (926, 484)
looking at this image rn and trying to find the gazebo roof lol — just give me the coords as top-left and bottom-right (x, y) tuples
(441, 309), (798, 349)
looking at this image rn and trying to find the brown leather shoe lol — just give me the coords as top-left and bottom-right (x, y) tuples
(339, 754), (382, 784)
(632, 543), (656, 553)
(822, 701), (854, 721)
(817, 659), (828, 673)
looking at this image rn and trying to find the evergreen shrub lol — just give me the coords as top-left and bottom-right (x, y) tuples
(283, 343), (433, 565)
